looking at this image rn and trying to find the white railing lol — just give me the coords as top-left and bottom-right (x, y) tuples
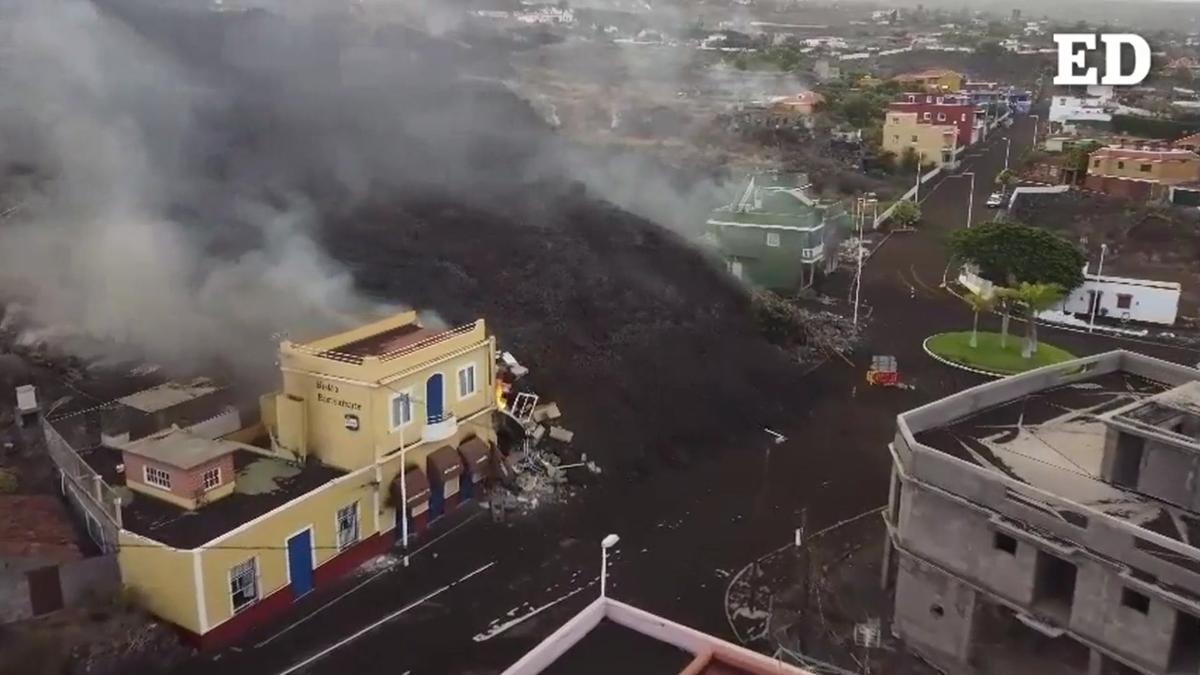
(42, 420), (122, 552)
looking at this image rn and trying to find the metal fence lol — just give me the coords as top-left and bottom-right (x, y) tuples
(41, 420), (121, 553)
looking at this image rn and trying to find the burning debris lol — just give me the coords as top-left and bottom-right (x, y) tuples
(490, 351), (599, 516)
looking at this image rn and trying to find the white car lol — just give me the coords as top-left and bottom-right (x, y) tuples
(986, 192), (1006, 208)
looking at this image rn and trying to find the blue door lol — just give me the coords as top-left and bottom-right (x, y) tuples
(461, 466), (474, 500)
(426, 373), (444, 422)
(430, 481), (445, 519)
(287, 530), (313, 598)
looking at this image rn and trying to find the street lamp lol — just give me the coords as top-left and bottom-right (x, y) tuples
(600, 534), (620, 598)
(1003, 137), (1012, 172)
(1088, 243), (1108, 333)
(947, 171), (975, 229)
(914, 149), (924, 201)
(853, 194), (877, 329)
(1030, 114), (1040, 149)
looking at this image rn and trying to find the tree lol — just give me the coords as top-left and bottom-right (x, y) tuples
(1011, 282), (1066, 358)
(900, 147), (920, 173)
(1065, 141), (1102, 178)
(840, 94), (877, 129)
(995, 169), (1016, 189)
(890, 200), (921, 229)
(948, 222), (1086, 292)
(963, 291), (995, 348)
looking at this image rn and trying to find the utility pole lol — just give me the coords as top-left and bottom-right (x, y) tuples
(1030, 114), (1040, 149)
(966, 171), (975, 229)
(1088, 243), (1108, 333)
(914, 150), (923, 201)
(1003, 137), (1012, 171)
(854, 195), (864, 326)
(795, 508), (809, 653)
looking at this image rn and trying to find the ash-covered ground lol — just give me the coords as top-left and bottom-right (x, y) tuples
(0, 0), (817, 473)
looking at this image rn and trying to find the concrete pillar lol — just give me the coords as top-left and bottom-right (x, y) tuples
(1088, 649), (1103, 675)
(92, 474), (103, 502)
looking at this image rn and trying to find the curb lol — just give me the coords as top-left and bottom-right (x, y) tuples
(921, 335), (1008, 378)
(723, 506), (887, 645)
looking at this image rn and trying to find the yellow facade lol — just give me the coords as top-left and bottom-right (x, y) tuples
(118, 532), (202, 633)
(114, 312), (501, 640)
(268, 312), (496, 472)
(882, 112), (958, 166)
(894, 69), (964, 92)
(1088, 149), (1200, 184)
(196, 466), (377, 632)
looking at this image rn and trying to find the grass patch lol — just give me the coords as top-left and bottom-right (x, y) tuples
(926, 332), (1076, 375)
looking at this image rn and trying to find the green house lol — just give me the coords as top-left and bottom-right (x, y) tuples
(704, 174), (851, 291)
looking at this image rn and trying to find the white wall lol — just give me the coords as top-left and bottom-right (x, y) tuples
(1058, 277), (1181, 326)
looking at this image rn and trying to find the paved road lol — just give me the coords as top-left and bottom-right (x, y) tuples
(176, 113), (1200, 675)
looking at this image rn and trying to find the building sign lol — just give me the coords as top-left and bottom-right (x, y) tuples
(316, 380), (363, 411)
(1053, 34), (1151, 86)
(344, 414), (360, 431)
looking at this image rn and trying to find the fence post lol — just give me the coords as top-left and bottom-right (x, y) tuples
(113, 496), (123, 529)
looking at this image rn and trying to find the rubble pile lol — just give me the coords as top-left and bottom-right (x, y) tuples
(489, 352), (599, 516)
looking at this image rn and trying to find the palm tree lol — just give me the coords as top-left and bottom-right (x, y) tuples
(993, 287), (1016, 349)
(963, 291), (995, 348)
(1013, 282), (1066, 358)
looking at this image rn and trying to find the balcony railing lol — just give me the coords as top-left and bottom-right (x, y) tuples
(421, 412), (458, 444)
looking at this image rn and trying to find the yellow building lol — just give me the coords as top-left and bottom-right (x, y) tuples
(892, 68), (964, 93)
(882, 111), (959, 167)
(1085, 146), (1200, 199)
(103, 312), (498, 647)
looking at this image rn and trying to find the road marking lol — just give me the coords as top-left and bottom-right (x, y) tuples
(256, 511), (483, 647)
(275, 561), (495, 675)
(472, 582), (592, 642)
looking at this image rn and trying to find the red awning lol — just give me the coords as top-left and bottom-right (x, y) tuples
(426, 445), (463, 484)
(457, 437), (490, 476)
(389, 467), (430, 508)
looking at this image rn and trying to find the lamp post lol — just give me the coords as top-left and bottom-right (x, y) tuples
(914, 150), (924, 201)
(1088, 243), (1108, 333)
(947, 172), (975, 228)
(1003, 137), (1012, 171)
(1030, 114), (1040, 149)
(600, 533), (620, 598)
(853, 194), (876, 329)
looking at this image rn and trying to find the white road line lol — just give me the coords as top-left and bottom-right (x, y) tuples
(256, 512), (483, 647)
(472, 582), (592, 643)
(275, 561), (495, 675)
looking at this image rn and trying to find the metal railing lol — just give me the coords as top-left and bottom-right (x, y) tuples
(288, 322), (480, 365)
(42, 420), (122, 552)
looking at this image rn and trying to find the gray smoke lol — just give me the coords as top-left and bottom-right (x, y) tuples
(0, 0), (741, 380)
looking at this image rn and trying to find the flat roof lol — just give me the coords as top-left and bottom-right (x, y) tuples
(330, 323), (440, 358)
(116, 380), (219, 413)
(503, 598), (814, 675)
(914, 371), (1200, 541)
(1101, 381), (1200, 454)
(80, 446), (346, 549)
(121, 427), (240, 470)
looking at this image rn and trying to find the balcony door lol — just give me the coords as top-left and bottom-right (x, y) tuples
(426, 373), (444, 423)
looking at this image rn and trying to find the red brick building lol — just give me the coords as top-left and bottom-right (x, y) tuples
(887, 93), (983, 148)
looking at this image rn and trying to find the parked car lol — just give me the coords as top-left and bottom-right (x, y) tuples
(986, 192), (1006, 208)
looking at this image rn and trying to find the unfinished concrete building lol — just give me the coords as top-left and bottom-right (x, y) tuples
(884, 351), (1200, 675)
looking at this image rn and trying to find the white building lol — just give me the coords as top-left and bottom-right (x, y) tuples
(1049, 93), (1114, 133)
(1053, 272), (1182, 326)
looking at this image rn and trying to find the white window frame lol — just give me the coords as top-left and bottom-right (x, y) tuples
(765, 232), (781, 248)
(922, 112), (931, 121)
(389, 389), (414, 432)
(201, 466), (221, 491)
(229, 557), (259, 614)
(336, 502), (360, 552)
(937, 112), (946, 121)
(144, 465), (171, 490)
(456, 363), (479, 400)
